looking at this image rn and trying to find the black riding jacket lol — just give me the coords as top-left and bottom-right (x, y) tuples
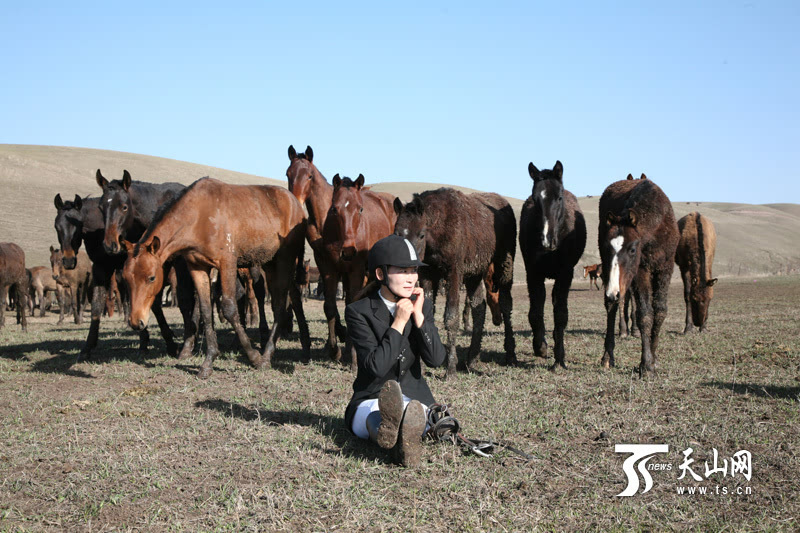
(343, 290), (447, 432)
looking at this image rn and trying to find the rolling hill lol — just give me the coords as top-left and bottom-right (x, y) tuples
(2, 145), (798, 282)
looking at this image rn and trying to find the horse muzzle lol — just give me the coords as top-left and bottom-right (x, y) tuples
(340, 246), (357, 261)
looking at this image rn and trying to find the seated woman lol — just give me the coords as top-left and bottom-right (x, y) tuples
(344, 234), (447, 467)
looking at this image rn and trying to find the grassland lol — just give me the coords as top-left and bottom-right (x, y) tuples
(1, 276), (798, 531)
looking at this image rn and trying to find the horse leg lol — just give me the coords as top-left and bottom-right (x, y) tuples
(0, 285), (7, 328)
(464, 276), (486, 371)
(289, 272), (311, 364)
(443, 272), (462, 379)
(252, 272), (268, 350)
(190, 268), (220, 379)
(601, 295), (618, 369)
(219, 263), (261, 368)
(322, 271), (342, 362)
(462, 298), (471, 332)
(37, 287), (46, 317)
(261, 259), (293, 368)
(550, 271), (573, 372)
(15, 282), (27, 332)
(79, 268), (109, 360)
(343, 270), (360, 372)
(499, 281), (516, 366)
(649, 269), (671, 371)
(618, 291), (629, 337)
(681, 269), (693, 335)
(633, 272), (655, 376)
(528, 274), (547, 358)
(56, 286), (65, 325)
(175, 260), (198, 359)
(150, 286), (178, 357)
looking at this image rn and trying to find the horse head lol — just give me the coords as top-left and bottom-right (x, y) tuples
(97, 169), (135, 255)
(286, 145), (319, 203)
(53, 193), (85, 270)
(49, 246), (64, 281)
(393, 194), (428, 262)
(122, 236), (165, 331)
(601, 210), (642, 303)
(330, 173), (365, 261)
(528, 160), (566, 251)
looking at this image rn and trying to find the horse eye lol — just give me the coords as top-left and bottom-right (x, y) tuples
(629, 247), (636, 255)
(359, 207), (363, 213)
(122, 205), (129, 212)
(148, 275), (156, 283)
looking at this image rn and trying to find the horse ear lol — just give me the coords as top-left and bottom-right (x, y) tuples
(288, 145), (297, 160)
(50, 245), (55, 253)
(96, 169), (109, 190)
(305, 146), (314, 162)
(553, 161), (563, 181)
(122, 170), (132, 190)
(73, 194), (83, 211)
(528, 162), (540, 182)
(606, 212), (618, 226)
(627, 174), (634, 180)
(355, 174), (365, 189)
(121, 239), (135, 255)
(148, 236), (161, 255)
(54, 194), (64, 211)
(393, 197), (404, 216)
(628, 210), (638, 227)
(640, 173), (647, 180)
(707, 278), (718, 287)
(332, 174), (341, 188)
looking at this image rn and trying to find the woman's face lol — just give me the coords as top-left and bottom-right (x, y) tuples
(378, 265), (418, 299)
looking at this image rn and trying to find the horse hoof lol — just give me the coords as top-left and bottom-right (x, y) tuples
(549, 362), (568, 373)
(504, 356), (519, 367)
(178, 348), (193, 360)
(327, 345), (342, 362)
(197, 367), (213, 379)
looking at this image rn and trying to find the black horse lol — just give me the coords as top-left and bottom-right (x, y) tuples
(519, 161), (586, 371)
(96, 169), (197, 359)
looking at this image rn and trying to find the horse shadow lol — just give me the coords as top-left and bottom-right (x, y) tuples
(702, 381), (800, 401)
(195, 398), (392, 464)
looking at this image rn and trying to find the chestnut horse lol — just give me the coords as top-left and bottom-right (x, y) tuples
(599, 178), (678, 375)
(27, 266), (64, 320)
(520, 161), (586, 371)
(583, 263), (602, 290)
(285, 145), (347, 360)
(49, 247), (92, 324)
(122, 178), (310, 378)
(394, 188), (516, 378)
(328, 173), (398, 369)
(676, 212), (717, 333)
(0, 242), (28, 331)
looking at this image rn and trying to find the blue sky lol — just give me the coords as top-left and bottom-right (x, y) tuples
(2, 1), (798, 204)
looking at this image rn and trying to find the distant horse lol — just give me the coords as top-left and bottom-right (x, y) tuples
(519, 161), (587, 371)
(583, 263), (602, 290)
(327, 173), (398, 369)
(599, 178), (679, 375)
(676, 212), (717, 333)
(122, 178), (310, 378)
(296, 259), (311, 299)
(0, 242), (28, 332)
(394, 188), (516, 378)
(285, 145), (347, 360)
(50, 246), (92, 325)
(28, 266), (65, 321)
(54, 193), (161, 357)
(97, 169), (195, 358)
(626, 173), (648, 180)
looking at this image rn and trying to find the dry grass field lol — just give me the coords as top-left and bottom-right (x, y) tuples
(1, 275), (798, 531)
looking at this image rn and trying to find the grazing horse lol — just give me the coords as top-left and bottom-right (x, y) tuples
(53, 194), (166, 357)
(583, 263), (602, 290)
(599, 178), (678, 375)
(27, 266), (64, 320)
(50, 246), (92, 324)
(122, 178), (310, 378)
(519, 161), (587, 371)
(97, 170), (195, 357)
(0, 243), (28, 331)
(676, 212), (717, 334)
(327, 173), (398, 369)
(286, 145), (347, 360)
(394, 188), (516, 378)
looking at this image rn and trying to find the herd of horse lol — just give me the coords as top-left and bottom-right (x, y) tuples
(0, 146), (718, 379)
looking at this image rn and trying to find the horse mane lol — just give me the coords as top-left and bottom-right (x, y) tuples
(337, 177), (358, 188)
(139, 177), (206, 245)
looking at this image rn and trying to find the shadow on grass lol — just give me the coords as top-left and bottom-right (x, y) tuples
(703, 381), (800, 401)
(195, 398), (392, 464)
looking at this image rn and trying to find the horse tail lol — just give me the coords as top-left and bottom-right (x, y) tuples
(495, 203), (517, 289)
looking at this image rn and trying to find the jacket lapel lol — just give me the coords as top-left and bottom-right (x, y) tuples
(370, 292), (393, 326)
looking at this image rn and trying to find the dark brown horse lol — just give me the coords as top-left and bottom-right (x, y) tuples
(520, 161), (587, 371)
(676, 212), (717, 333)
(599, 178), (679, 375)
(394, 188), (516, 378)
(285, 145), (346, 360)
(122, 177), (310, 378)
(0, 242), (28, 332)
(50, 246), (92, 325)
(327, 173), (398, 369)
(28, 266), (64, 320)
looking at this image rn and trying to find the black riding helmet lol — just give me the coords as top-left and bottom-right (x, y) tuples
(368, 235), (426, 298)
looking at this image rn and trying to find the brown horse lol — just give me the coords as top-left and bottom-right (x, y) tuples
(327, 173), (398, 368)
(50, 247), (93, 325)
(583, 263), (602, 290)
(676, 212), (717, 334)
(0, 243), (28, 332)
(285, 145), (347, 360)
(122, 178), (310, 378)
(394, 188), (516, 378)
(28, 266), (65, 321)
(599, 178), (678, 375)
